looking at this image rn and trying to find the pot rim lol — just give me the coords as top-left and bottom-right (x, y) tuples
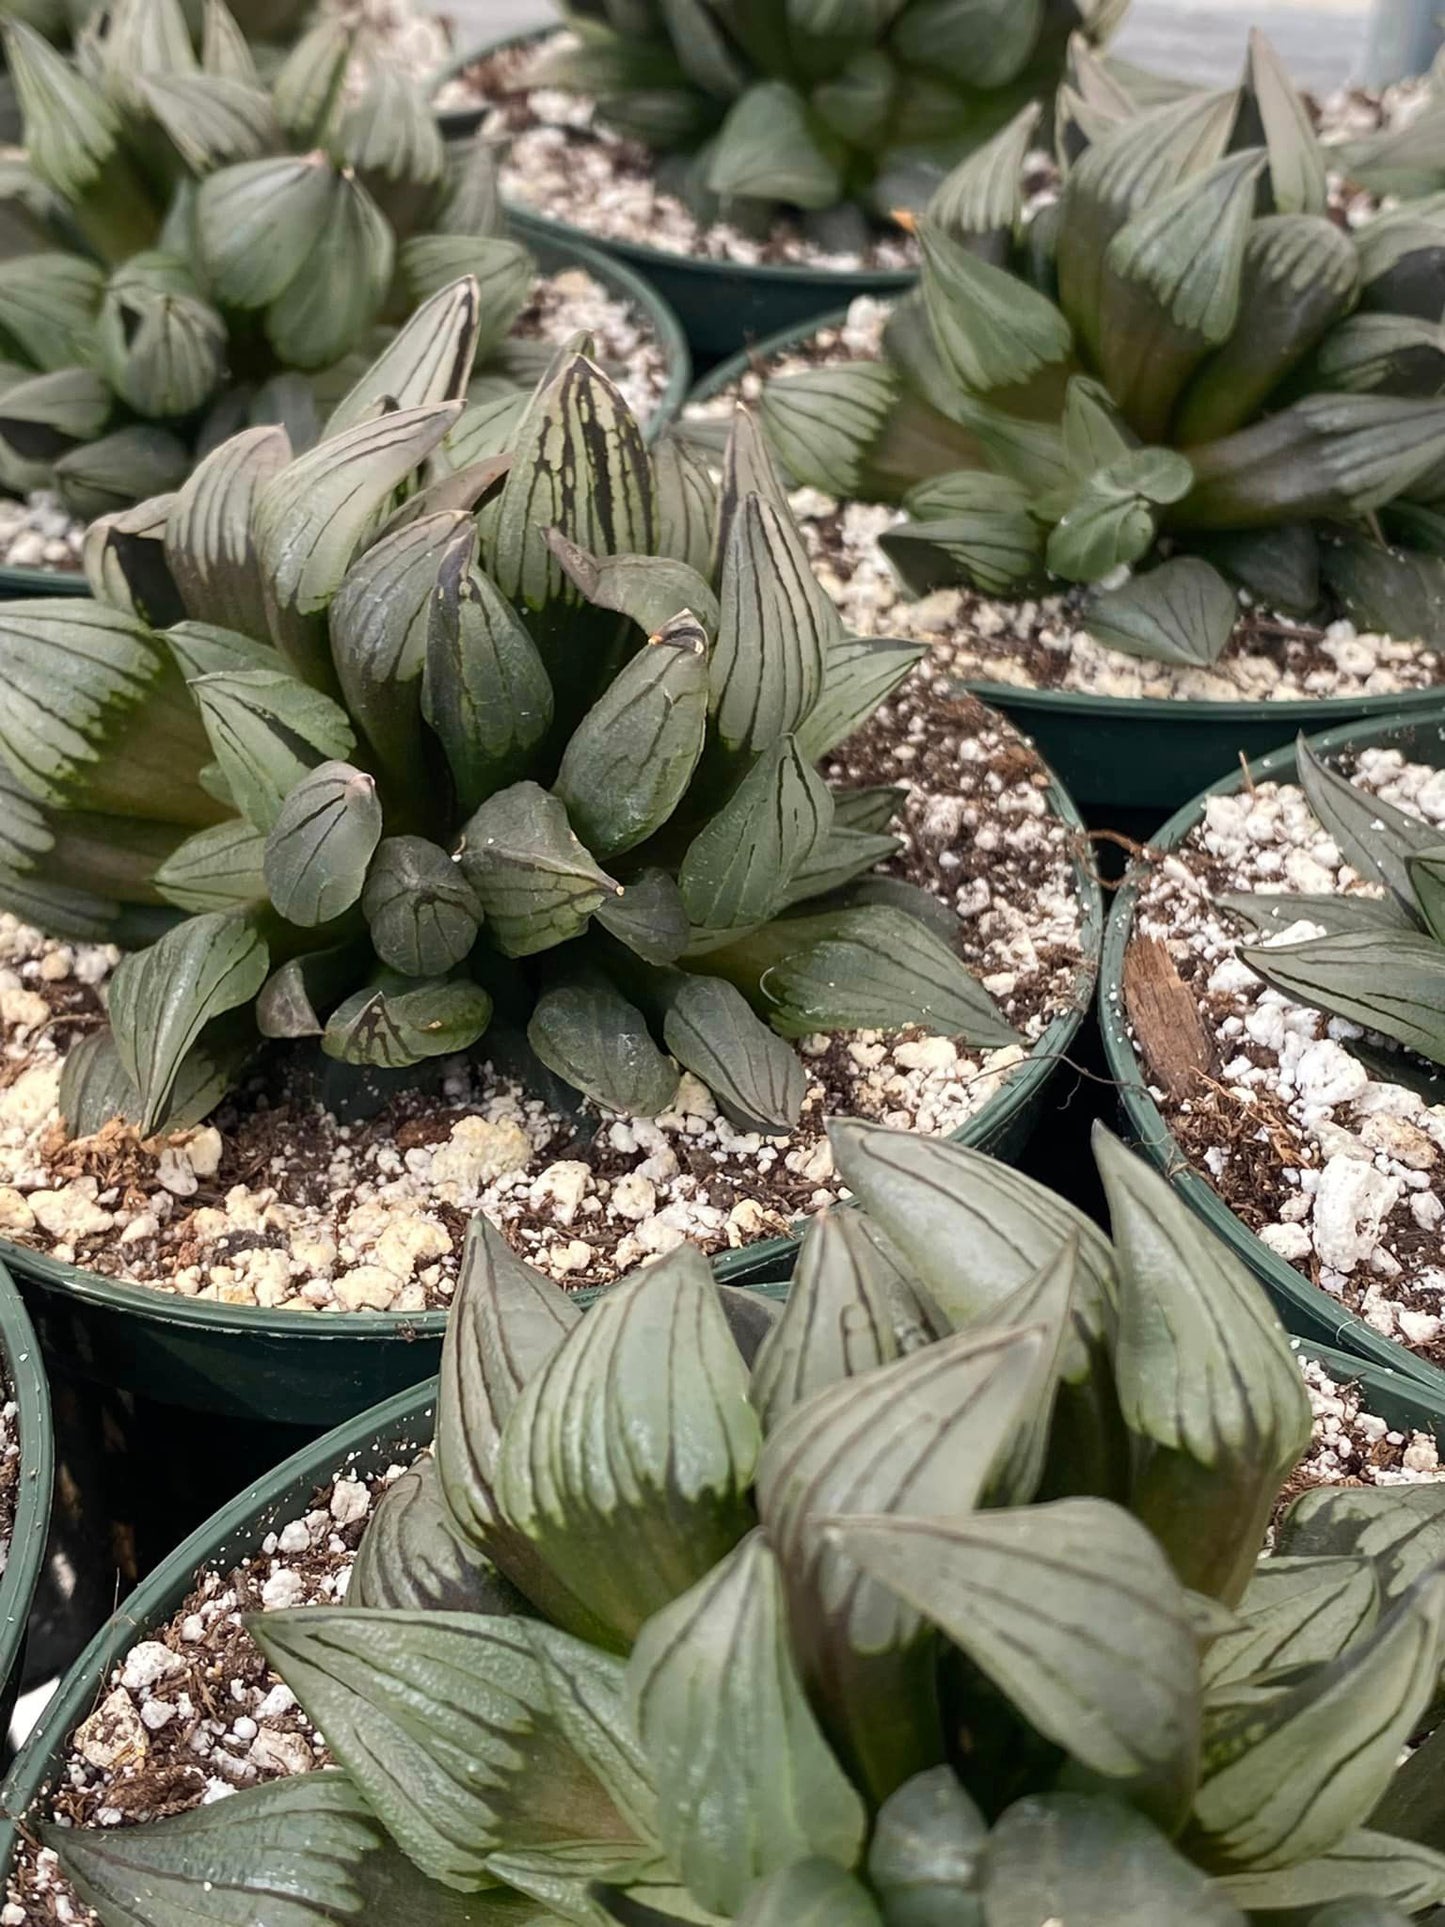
(1097, 702), (1445, 1394)
(430, 29), (921, 292)
(0, 1258), (51, 1698)
(0, 229), (692, 602)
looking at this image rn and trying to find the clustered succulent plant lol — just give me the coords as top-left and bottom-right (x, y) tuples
(0, 0), (553, 519)
(527, 0), (1129, 243)
(761, 34), (1445, 670)
(41, 1118), (1445, 1923)
(0, 299), (1014, 1141)
(1225, 735), (1445, 1077)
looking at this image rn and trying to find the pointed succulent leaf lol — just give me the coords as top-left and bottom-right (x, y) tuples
(750, 1208), (908, 1432)
(154, 818), (266, 913)
(194, 155), (337, 309)
(627, 1531), (867, 1914)
(165, 623), (274, 681)
(166, 424), (291, 640)
(652, 433), (718, 578)
(1312, 313), (1445, 397)
(362, 836), (482, 976)
(201, 0), (256, 81)
(82, 497), (183, 629)
(264, 170), (394, 371)
(756, 1323), (1050, 1801)
(706, 81), (842, 210)
(1190, 1574), (1445, 1871)
(435, 1214), (581, 1550)
(920, 219), (1075, 398)
(595, 869), (690, 965)
(326, 278), (483, 439)
(254, 402), (459, 675)
(494, 1247), (761, 1648)
(1241, 930), (1445, 1067)
(191, 670), (355, 834)
(713, 407), (793, 578)
(980, 1793), (1247, 1927)
(55, 427), (191, 522)
(793, 637), (926, 763)
(711, 493), (834, 758)
(662, 975), (805, 1134)
(400, 239), (533, 355)
(1084, 557), (1238, 667)
(835, 1499), (1201, 1824)
(1296, 735), (1439, 918)
(1217, 1833), (1445, 1915)
(528, 977), (679, 1117)
(141, 70), (280, 171)
(1097, 1126), (1311, 1603)
(109, 911), (267, 1133)
(780, 823), (901, 908)
(350, 1456), (526, 1618)
(1202, 1557), (1381, 1689)
(555, 615), (708, 859)
(263, 760), (382, 926)
(4, 21), (119, 200)
(1278, 1481), (1445, 1600)
(827, 1118), (1117, 1356)
(255, 944), (363, 1040)
(459, 783), (619, 958)
(0, 366), (110, 460)
(882, 502), (1044, 599)
(328, 510), (467, 786)
(679, 738), (832, 931)
(270, 14), (352, 143)
(322, 976), (493, 1068)
(925, 100), (1041, 251)
(543, 534), (720, 642)
(732, 1861), (881, 1926)
(1217, 889), (1409, 940)
(333, 65), (445, 190)
(1322, 535), (1445, 652)
(490, 345), (654, 619)
(752, 904), (1019, 1045)
(0, 254), (103, 372)
(1244, 27), (1327, 216)
(1048, 447), (1195, 583)
(759, 363), (899, 497)
(249, 1611), (652, 1892)
(423, 530), (555, 816)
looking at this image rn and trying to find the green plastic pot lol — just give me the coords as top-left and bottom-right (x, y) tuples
(431, 32), (917, 364)
(1099, 702), (1445, 1394)
(0, 733), (1100, 1426)
(0, 1278), (791, 1869)
(0, 1258), (51, 1727)
(691, 321), (1445, 815)
(0, 231), (691, 602)
(1296, 1337), (1445, 1445)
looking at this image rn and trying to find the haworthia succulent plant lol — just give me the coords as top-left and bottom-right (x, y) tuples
(46, 1122), (1445, 1925)
(0, 303), (1014, 1136)
(761, 33), (1445, 668)
(1232, 735), (1445, 1073)
(527, 0), (1127, 239)
(0, 0), (590, 524)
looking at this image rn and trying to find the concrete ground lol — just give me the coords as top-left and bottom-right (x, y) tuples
(458, 0), (1374, 92)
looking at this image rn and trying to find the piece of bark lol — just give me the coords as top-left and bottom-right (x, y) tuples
(1123, 934), (1215, 1104)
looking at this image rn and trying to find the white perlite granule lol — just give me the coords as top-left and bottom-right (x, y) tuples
(1298, 1351), (1443, 1485)
(0, 698), (1085, 1312)
(1127, 746), (1445, 1364)
(0, 493), (84, 575)
(688, 294), (1445, 705)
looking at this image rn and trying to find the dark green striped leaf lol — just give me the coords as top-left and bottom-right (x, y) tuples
(109, 910), (268, 1133)
(679, 737), (832, 931)
(1218, 1832), (1445, 1914)
(326, 278), (482, 438)
(1084, 557), (1239, 667)
(263, 760), (382, 926)
(705, 80), (842, 210)
(141, 69), (279, 171)
(265, 169), (393, 369)
(362, 835), (482, 976)
(527, 976), (679, 1116)
(4, 21), (119, 201)
(920, 218), (1075, 398)
(0, 253), (102, 371)
(626, 1532), (867, 1914)
(1241, 929), (1445, 1067)
(399, 238), (532, 355)
(1322, 533), (1445, 651)
(332, 64), (444, 191)
(711, 493), (833, 758)
(794, 636), (926, 763)
(191, 668), (355, 834)
(595, 868), (690, 964)
(925, 99), (1041, 249)
(835, 1500), (1201, 1823)
(166, 422), (291, 640)
(780, 822), (900, 908)
(1296, 735), (1439, 920)
(760, 362), (899, 496)
(154, 817), (265, 912)
(543, 532), (719, 641)
(555, 615), (708, 858)
(1217, 889), (1408, 939)
(1244, 26), (1327, 216)
(661, 975), (805, 1134)
(194, 154), (337, 309)
(1201, 1557), (1381, 1688)
(350, 1455), (525, 1619)
(255, 943), (364, 1040)
(495, 1247), (760, 1647)
(321, 975), (492, 1068)
(460, 782), (619, 957)
(82, 497), (183, 629)
(54, 427), (190, 522)
(882, 501), (1044, 599)
(165, 621), (276, 681)
(652, 432), (717, 578)
(1048, 448), (1195, 583)
(423, 528), (554, 816)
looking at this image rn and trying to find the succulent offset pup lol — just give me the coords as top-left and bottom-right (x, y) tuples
(0, 291), (1014, 1140)
(0, 0), (552, 517)
(1224, 735), (1445, 1076)
(761, 34), (1445, 671)
(525, 0), (1128, 244)
(42, 1120), (1445, 1923)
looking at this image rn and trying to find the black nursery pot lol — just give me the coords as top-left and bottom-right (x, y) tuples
(431, 30), (918, 364)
